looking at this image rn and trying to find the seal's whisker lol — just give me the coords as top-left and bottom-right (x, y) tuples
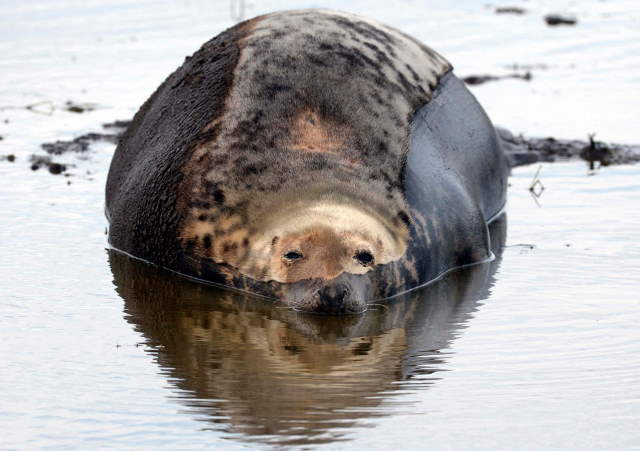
(365, 303), (389, 312)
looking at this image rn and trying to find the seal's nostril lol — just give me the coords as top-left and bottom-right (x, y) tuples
(318, 284), (350, 305)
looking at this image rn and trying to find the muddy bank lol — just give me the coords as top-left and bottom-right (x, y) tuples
(463, 72), (532, 86)
(40, 120), (129, 155)
(495, 7), (527, 15)
(2, 120), (131, 176)
(497, 127), (640, 168)
(492, 6), (578, 26)
(544, 14), (577, 26)
(3, 120), (638, 177)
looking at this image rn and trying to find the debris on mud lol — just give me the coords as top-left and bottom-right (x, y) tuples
(496, 127), (640, 168)
(463, 72), (532, 86)
(1, 154), (16, 162)
(544, 14), (577, 26)
(495, 7), (526, 15)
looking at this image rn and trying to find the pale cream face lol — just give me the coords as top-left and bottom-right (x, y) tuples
(242, 202), (409, 283)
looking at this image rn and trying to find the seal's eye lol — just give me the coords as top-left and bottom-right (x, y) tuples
(283, 251), (303, 262)
(354, 250), (374, 266)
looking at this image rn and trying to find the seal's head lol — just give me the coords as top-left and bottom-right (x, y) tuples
(180, 194), (409, 314)
(245, 201), (408, 314)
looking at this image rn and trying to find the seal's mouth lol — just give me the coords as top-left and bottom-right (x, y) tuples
(283, 273), (370, 315)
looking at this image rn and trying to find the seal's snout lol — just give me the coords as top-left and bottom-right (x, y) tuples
(286, 275), (368, 315)
(317, 283), (351, 314)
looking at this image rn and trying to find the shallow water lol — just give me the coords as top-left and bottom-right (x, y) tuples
(1, 0), (639, 449)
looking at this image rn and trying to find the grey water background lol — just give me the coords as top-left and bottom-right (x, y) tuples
(1, 0), (639, 449)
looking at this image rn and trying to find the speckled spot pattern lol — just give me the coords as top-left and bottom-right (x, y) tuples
(178, 9), (452, 275)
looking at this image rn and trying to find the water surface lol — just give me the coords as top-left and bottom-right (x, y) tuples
(1, 0), (639, 449)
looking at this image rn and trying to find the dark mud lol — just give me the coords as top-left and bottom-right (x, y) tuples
(497, 127), (640, 168)
(463, 72), (532, 86)
(63, 101), (99, 114)
(14, 120), (132, 176)
(495, 7), (527, 15)
(3, 119), (639, 176)
(544, 14), (577, 26)
(41, 120), (129, 155)
(41, 132), (117, 155)
(29, 155), (68, 174)
(494, 7), (577, 28)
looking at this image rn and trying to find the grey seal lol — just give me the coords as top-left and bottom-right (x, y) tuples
(106, 9), (508, 314)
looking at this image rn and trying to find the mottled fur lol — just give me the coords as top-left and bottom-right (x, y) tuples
(106, 9), (507, 314)
(176, 10), (450, 283)
(106, 18), (255, 268)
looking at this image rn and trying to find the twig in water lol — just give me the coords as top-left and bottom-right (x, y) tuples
(528, 165), (545, 207)
(0, 100), (55, 115)
(26, 100), (55, 115)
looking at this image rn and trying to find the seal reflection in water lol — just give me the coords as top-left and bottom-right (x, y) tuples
(105, 9), (509, 313)
(111, 216), (506, 445)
